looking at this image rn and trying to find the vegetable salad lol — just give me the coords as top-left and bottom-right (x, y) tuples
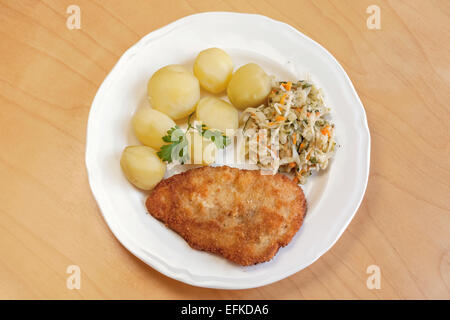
(241, 80), (336, 184)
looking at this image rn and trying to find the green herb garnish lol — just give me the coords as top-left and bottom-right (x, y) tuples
(195, 124), (230, 149)
(157, 126), (189, 164)
(188, 112), (230, 149)
(157, 114), (231, 164)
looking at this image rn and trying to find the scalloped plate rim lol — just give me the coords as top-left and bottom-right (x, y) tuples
(85, 12), (371, 289)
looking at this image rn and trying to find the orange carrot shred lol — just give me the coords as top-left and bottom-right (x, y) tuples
(321, 125), (331, 137)
(275, 115), (286, 122)
(282, 81), (292, 91)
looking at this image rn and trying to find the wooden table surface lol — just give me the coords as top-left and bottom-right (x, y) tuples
(0, 0), (449, 299)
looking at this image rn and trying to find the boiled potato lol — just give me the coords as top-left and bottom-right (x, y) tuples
(147, 65), (200, 120)
(186, 130), (203, 165)
(227, 63), (271, 109)
(235, 131), (248, 165)
(120, 146), (166, 190)
(132, 107), (175, 150)
(201, 139), (217, 165)
(193, 48), (233, 94)
(158, 64), (188, 73)
(196, 97), (238, 133)
(187, 131), (217, 165)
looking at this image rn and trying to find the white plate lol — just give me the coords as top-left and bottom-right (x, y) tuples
(86, 12), (370, 289)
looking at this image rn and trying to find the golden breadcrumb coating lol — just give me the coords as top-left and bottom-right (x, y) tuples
(146, 166), (307, 266)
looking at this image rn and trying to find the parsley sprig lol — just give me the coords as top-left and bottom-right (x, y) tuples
(157, 125), (189, 164)
(157, 113), (231, 164)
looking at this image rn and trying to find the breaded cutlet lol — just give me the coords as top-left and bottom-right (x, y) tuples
(146, 165), (307, 266)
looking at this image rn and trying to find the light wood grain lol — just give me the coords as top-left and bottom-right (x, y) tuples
(0, 0), (448, 299)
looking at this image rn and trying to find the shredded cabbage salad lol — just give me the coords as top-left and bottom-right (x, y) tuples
(241, 80), (336, 184)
